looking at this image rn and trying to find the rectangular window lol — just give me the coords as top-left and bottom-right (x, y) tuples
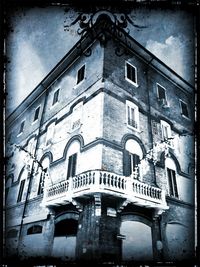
(77, 65), (85, 84)
(67, 153), (77, 179)
(157, 84), (166, 100)
(126, 101), (139, 130)
(34, 106), (40, 122)
(37, 168), (47, 195)
(167, 168), (178, 198)
(17, 179), (25, 202)
(18, 120), (25, 135)
(180, 100), (189, 118)
(52, 89), (60, 105)
(125, 62), (138, 86)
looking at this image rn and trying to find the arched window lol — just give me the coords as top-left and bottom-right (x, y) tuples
(66, 140), (80, 179)
(165, 158), (178, 198)
(27, 225), (43, 235)
(123, 139), (143, 179)
(38, 157), (50, 195)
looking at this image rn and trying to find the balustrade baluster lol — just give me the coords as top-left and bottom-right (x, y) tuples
(92, 172), (95, 184)
(103, 173), (106, 185)
(100, 172), (102, 184)
(107, 174), (110, 186)
(118, 177), (121, 189)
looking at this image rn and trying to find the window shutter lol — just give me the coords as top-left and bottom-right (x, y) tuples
(123, 150), (131, 176)
(71, 154), (77, 177)
(67, 153), (77, 179)
(172, 170), (178, 197)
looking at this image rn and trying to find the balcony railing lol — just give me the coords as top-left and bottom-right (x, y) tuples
(42, 170), (168, 210)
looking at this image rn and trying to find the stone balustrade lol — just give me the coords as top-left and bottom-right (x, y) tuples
(42, 170), (167, 209)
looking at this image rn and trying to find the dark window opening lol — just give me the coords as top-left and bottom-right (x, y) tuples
(34, 107), (40, 121)
(19, 121), (25, 134)
(67, 154), (77, 179)
(126, 62), (137, 84)
(54, 219), (78, 237)
(53, 89), (60, 105)
(27, 225), (43, 235)
(77, 65), (85, 84)
(37, 168), (47, 195)
(167, 168), (178, 198)
(157, 84), (166, 100)
(17, 179), (25, 202)
(180, 101), (189, 118)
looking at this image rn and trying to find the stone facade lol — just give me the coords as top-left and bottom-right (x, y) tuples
(5, 14), (195, 264)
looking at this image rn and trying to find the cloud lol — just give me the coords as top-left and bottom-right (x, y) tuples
(146, 35), (184, 77)
(6, 40), (47, 115)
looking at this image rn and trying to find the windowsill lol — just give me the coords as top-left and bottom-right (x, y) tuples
(17, 132), (23, 137)
(50, 102), (59, 109)
(127, 124), (140, 132)
(73, 78), (86, 90)
(181, 114), (190, 120)
(32, 119), (38, 125)
(125, 77), (139, 88)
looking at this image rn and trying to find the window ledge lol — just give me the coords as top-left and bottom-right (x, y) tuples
(32, 119), (38, 125)
(17, 132), (23, 137)
(127, 124), (140, 132)
(125, 77), (139, 88)
(50, 102), (59, 109)
(73, 78), (86, 90)
(181, 114), (190, 120)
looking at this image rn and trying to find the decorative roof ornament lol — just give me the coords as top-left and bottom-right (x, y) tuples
(64, 9), (147, 36)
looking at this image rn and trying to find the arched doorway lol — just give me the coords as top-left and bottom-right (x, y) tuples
(52, 214), (78, 261)
(120, 220), (153, 261)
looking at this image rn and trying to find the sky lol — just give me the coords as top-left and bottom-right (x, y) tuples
(5, 6), (195, 116)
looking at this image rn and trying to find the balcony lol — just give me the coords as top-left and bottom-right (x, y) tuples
(41, 170), (168, 211)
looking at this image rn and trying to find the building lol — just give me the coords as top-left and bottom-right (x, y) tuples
(4, 10), (195, 264)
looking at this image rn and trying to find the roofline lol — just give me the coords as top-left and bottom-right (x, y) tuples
(6, 17), (194, 125)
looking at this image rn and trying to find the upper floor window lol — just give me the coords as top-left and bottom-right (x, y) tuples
(52, 89), (60, 106)
(167, 168), (178, 198)
(17, 179), (25, 203)
(18, 120), (25, 135)
(77, 65), (85, 85)
(125, 62), (138, 86)
(179, 100), (189, 118)
(33, 106), (40, 122)
(126, 100), (139, 131)
(67, 153), (77, 179)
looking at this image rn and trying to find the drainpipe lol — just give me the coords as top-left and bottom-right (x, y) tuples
(17, 85), (48, 257)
